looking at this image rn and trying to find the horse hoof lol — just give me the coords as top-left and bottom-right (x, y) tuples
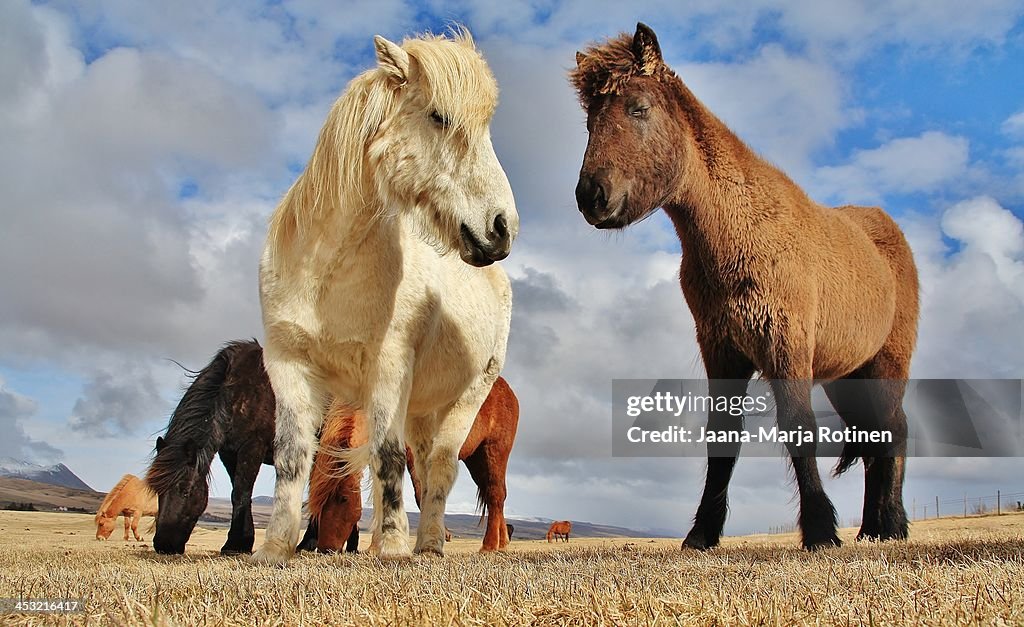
(804, 534), (842, 551)
(414, 546), (444, 558)
(250, 539), (293, 566)
(372, 534), (412, 560)
(681, 529), (716, 551)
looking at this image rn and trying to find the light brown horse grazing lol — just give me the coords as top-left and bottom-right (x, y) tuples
(547, 520), (571, 543)
(571, 24), (919, 551)
(95, 474), (158, 541)
(307, 377), (519, 552)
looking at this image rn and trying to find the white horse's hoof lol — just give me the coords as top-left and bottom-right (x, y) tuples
(250, 539), (293, 566)
(371, 533), (412, 560)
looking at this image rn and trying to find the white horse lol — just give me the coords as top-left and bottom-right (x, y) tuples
(252, 29), (518, 565)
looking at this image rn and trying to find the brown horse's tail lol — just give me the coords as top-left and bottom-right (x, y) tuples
(834, 443), (861, 476)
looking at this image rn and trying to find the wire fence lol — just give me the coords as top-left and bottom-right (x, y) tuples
(761, 490), (1024, 535)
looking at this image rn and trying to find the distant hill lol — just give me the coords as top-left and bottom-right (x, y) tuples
(201, 496), (672, 539)
(0, 458), (94, 491)
(0, 476), (104, 511)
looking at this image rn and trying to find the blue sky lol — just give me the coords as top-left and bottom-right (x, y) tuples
(1, 0), (1023, 536)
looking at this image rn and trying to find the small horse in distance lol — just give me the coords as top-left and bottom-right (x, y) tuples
(254, 28), (518, 565)
(147, 340), (275, 555)
(304, 377), (519, 553)
(547, 521), (572, 543)
(506, 523), (514, 540)
(95, 474), (158, 541)
(571, 24), (919, 551)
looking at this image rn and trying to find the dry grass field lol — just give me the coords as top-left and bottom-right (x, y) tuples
(1, 510), (1023, 625)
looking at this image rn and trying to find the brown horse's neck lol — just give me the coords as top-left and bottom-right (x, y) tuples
(661, 79), (805, 268)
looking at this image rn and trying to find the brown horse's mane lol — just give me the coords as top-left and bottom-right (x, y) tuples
(96, 474), (158, 520)
(570, 34), (674, 109)
(96, 474), (134, 520)
(306, 404), (363, 522)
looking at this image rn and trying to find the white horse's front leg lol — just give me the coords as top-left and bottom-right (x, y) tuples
(252, 356), (324, 566)
(366, 374), (413, 560)
(414, 388), (486, 556)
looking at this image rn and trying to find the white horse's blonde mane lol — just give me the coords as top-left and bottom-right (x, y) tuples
(266, 28), (498, 264)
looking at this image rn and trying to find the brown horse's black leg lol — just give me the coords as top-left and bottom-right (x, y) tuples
(824, 366), (909, 542)
(683, 344), (754, 551)
(773, 378), (841, 550)
(222, 450), (261, 554)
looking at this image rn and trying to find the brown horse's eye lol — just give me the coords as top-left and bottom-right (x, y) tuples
(629, 105), (650, 119)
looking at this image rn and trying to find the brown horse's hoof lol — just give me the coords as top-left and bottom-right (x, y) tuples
(804, 535), (842, 551)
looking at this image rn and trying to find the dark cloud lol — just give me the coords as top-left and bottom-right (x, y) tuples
(0, 379), (62, 462)
(68, 366), (168, 438)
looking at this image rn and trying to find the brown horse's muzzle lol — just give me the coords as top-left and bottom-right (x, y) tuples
(576, 170), (626, 229)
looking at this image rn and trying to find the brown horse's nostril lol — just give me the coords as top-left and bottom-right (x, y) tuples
(576, 173), (608, 214)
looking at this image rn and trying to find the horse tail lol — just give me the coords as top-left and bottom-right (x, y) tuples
(833, 442), (861, 477)
(475, 483), (489, 528)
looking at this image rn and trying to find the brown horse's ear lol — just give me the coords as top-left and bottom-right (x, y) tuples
(632, 22), (662, 75)
(374, 35), (410, 85)
(155, 436), (165, 452)
(575, 51), (586, 67)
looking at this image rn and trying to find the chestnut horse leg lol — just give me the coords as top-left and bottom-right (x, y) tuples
(462, 444), (508, 552)
(683, 341), (754, 550)
(131, 511), (143, 541)
(123, 513), (131, 541)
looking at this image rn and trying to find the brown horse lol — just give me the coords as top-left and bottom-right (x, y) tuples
(297, 399), (367, 554)
(305, 377), (519, 553)
(95, 474), (158, 541)
(546, 521), (571, 543)
(572, 24), (919, 551)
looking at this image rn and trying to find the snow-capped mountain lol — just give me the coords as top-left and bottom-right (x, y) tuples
(0, 458), (94, 491)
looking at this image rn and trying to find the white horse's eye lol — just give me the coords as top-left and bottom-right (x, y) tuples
(430, 110), (451, 128)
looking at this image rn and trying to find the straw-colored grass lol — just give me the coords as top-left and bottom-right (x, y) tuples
(1, 510), (1022, 625)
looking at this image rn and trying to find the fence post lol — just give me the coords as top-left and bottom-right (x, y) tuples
(997, 490), (1001, 516)
(936, 496), (940, 519)
(964, 493), (967, 518)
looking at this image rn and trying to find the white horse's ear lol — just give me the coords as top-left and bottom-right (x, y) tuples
(374, 35), (410, 84)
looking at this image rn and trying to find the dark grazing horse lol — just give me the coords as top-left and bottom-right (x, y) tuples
(571, 24), (919, 551)
(147, 340), (275, 555)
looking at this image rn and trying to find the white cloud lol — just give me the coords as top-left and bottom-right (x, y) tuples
(679, 45), (852, 176)
(905, 196), (1024, 378)
(814, 132), (970, 203)
(1002, 110), (1024, 138)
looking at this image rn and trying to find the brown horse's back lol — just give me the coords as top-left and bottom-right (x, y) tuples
(836, 205), (919, 375)
(807, 204), (914, 381)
